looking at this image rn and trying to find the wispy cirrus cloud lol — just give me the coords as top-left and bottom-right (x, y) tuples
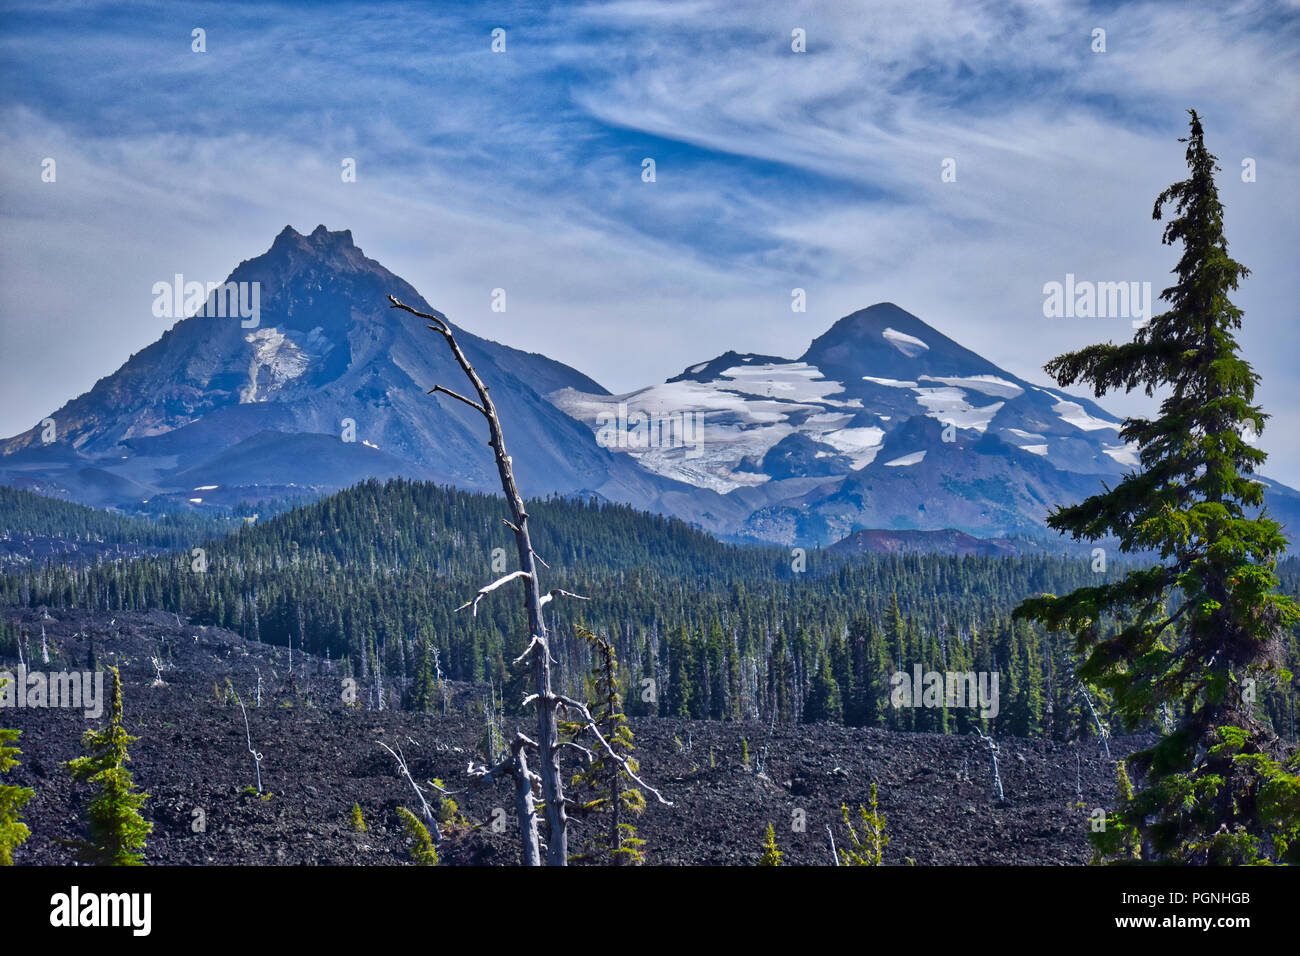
(1, 0), (1297, 481)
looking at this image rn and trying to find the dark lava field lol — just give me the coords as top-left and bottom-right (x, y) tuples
(1, 606), (1139, 866)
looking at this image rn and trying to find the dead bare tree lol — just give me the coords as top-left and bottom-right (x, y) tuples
(972, 729), (1004, 802)
(388, 295), (668, 866)
(755, 700), (777, 776)
(430, 645), (448, 715)
(377, 740), (442, 847)
(467, 732), (542, 866)
(1078, 685), (1112, 759)
(484, 669), (505, 764)
(238, 693), (263, 794)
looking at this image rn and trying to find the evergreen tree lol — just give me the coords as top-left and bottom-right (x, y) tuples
(803, 654), (843, 723)
(7, 474), (1298, 745)
(625, 638), (657, 719)
(666, 625), (695, 719)
(886, 593), (910, 731)
(767, 631), (795, 724)
(1015, 111), (1300, 864)
(838, 783), (889, 866)
(396, 806), (438, 865)
(704, 620), (727, 720)
(66, 667), (152, 865)
(408, 635), (437, 712)
(850, 616), (892, 728)
(828, 630), (854, 724)
(1090, 761), (1141, 864)
(0, 677), (33, 865)
(1002, 618), (1044, 738)
(567, 627), (646, 864)
(758, 822), (783, 866)
(846, 617), (870, 727)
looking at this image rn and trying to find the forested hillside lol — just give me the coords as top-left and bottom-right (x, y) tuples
(0, 486), (245, 571)
(2, 478), (1297, 742)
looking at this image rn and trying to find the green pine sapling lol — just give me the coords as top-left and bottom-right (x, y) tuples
(0, 675), (33, 865)
(66, 667), (152, 865)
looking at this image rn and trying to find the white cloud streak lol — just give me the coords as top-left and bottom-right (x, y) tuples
(1, 0), (1297, 482)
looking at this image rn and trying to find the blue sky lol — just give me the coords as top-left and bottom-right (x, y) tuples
(2, 0), (1299, 483)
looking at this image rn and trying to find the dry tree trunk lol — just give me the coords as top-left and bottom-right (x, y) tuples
(1078, 684), (1112, 759)
(973, 728), (1004, 802)
(388, 295), (568, 864)
(378, 740), (443, 847)
(469, 732), (542, 866)
(389, 294), (670, 865)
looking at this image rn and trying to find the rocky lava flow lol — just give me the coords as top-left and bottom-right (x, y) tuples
(2, 607), (1135, 866)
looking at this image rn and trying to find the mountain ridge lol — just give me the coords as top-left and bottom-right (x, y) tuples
(0, 225), (668, 512)
(4, 226), (1297, 550)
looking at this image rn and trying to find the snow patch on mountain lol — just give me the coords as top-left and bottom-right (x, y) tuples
(919, 374), (1024, 399)
(718, 362), (844, 402)
(912, 387), (1004, 433)
(1002, 427), (1049, 455)
(241, 328), (309, 403)
(1103, 442), (1140, 467)
(885, 450), (927, 467)
(882, 327), (929, 357)
(550, 360), (879, 491)
(1053, 399), (1120, 432)
(863, 376), (917, 388)
(1004, 427), (1046, 441)
(545, 303), (1165, 512)
(813, 423), (886, 469)
(550, 386), (793, 493)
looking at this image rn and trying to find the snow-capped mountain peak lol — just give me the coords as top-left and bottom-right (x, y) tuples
(550, 303), (1135, 499)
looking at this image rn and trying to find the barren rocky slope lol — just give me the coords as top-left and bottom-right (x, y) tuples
(2, 606), (1139, 866)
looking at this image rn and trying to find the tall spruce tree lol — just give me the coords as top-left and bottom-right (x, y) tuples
(408, 635), (437, 712)
(66, 667), (153, 865)
(1015, 111), (1300, 864)
(804, 654), (843, 724)
(666, 624), (695, 719)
